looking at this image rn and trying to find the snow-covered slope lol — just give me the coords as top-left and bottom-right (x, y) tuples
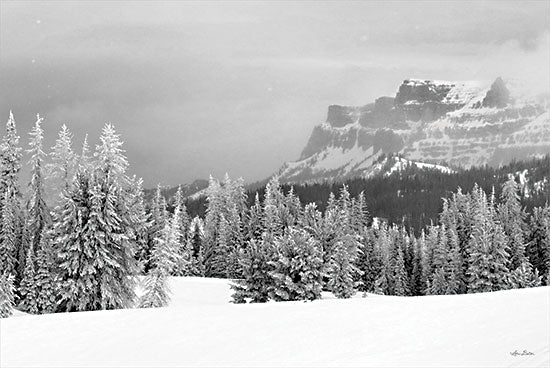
(1, 277), (549, 367)
(278, 77), (550, 184)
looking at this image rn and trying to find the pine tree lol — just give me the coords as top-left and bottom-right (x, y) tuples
(392, 245), (409, 296)
(327, 234), (362, 298)
(467, 186), (510, 293)
(499, 177), (528, 270)
(231, 236), (275, 303)
(18, 248), (39, 313)
(0, 111), (22, 199)
(91, 124), (138, 309)
(138, 269), (170, 308)
(127, 176), (150, 273)
(188, 216), (205, 276)
(350, 191), (370, 233)
(246, 192), (264, 241)
(0, 186), (18, 277)
(263, 176), (284, 237)
(508, 261), (542, 289)
(356, 227), (383, 293)
(269, 228), (324, 301)
(526, 205), (550, 285)
(55, 170), (98, 312)
(25, 115), (51, 259)
(34, 229), (58, 313)
(139, 211), (176, 308)
(48, 124), (76, 197)
(0, 272), (15, 318)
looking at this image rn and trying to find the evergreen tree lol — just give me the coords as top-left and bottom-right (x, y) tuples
(467, 186), (510, 293)
(499, 177), (528, 270)
(25, 115), (51, 259)
(392, 245), (409, 296)
(188, 216), (205, 276)
(0, 111), (22, 199)
(231, 236), (275, 303)
(139, 211), (176, 308)
(0, 272), (15, 318)
(0, 186), (18, 277)
(34, 229), (58, 313)
(526, 205), (550, 285)
(508, 261), (542, 289)
(327, 234), (362, 298)
(55, 170), (97, 312)
(245, 192), (264, 241)
(18, 248), (39, 313)
(263, 176), (285, 237)
(127, 176), (150, 273)
(269, 228), (324, 301)
(356, 227), (383, 293)
(48, 124), (76, 197)
(138, 268), (170, 308)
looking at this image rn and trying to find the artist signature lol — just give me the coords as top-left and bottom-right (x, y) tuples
(510, 350), (535, 356)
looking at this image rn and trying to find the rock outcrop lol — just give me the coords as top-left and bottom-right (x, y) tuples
(278, 78), (550, 184)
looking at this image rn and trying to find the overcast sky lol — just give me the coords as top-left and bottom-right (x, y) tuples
(1, 1), (549, 187)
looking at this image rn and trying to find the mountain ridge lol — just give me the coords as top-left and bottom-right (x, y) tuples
(278, 77), (550, 184)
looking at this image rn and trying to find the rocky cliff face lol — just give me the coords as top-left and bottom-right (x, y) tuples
(278, 78), (550, 183)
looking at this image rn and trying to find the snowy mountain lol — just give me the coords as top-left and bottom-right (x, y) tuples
(278, 77), (550, 184)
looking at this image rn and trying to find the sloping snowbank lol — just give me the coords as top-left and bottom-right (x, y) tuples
(1, 277), (548, 367)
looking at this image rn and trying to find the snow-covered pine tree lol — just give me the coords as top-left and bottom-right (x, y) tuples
(25, 115), (51, 261)
(188, 216), (205, 276)
(327, 234), (362, 298)
(355, 227), (383, 293)
(422, 225), (438, 292)
(48, 124), (76, 197)
(508, 261), (541, 289)
(373, 224), (392, 295)
(0, 272), (15, 318)
(0, 112), (23, 280)
(526, 205), (550, 285)
(263, 176), (285, 237)
(18, 248), (39, 313)
(231, 236), (276, 303)
(0, 111), (22, 200)
(138, 268), (170, 308)
(167, 206), (189, 276)
(0, 186), (18, 277)
(34, 228), (58, 313)
(87, 124), (138, 309)
(392, 245), (409, 296)
(499, 177), (528, 270)
(350, 191), (370, 234)
(283, 187), (302, 228)
(467, 186), (510, 293)
(203, 176), (224, 277)
(55, 169), (98, 312)
(269, 227), (324, 301)
(139, 211), (176, 308)
(127, 176), (150, 273)
(410, 235), (424, 295)
(245, 192), (264, 241)
(173, 185), (191, 246)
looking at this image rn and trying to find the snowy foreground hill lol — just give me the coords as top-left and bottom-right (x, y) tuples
(1, 277), (549, 367)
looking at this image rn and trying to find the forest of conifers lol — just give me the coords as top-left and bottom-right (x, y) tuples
(0, 113), (549, 317)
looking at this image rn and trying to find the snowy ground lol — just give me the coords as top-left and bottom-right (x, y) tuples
(1, 277), (548, 367)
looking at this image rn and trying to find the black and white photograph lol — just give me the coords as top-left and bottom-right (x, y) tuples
(0, 1), (549, 367)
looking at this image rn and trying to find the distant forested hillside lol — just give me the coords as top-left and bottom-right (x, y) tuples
(184, 155), (550, 235)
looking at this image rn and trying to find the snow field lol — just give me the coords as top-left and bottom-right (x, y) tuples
(1, 277), (548, 367)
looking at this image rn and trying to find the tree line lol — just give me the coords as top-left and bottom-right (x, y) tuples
(0, 112), (549, 317)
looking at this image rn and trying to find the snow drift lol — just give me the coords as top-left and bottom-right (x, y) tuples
(1, 277), (548, 367)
